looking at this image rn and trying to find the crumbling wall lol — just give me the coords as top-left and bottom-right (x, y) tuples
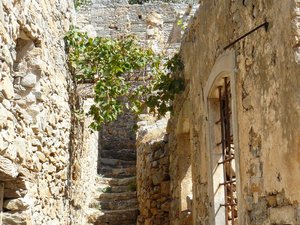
(167, 92), (193, 225)
(0, 1), (74, 224)
(136, 116), (171, 225)
(77, 0), (196, 52)
(68, 93), (99, 225)
(75, 1), (198, 225)
(169, 0), (300, 224)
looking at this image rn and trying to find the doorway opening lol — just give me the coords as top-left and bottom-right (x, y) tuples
(204, 50), (240, 225)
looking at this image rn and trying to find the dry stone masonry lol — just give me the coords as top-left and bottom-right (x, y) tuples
(0, 0), (74, 224)
(75, 1), (198, 225)
(2, 1), (299, 225)
(136, 115), (171, 225)
(77, 0), (198, 53)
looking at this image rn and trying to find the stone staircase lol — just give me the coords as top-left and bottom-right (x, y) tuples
(88, 148), (138, 225)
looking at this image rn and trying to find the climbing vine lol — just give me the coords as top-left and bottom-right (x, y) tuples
(65, 28), (184, 130)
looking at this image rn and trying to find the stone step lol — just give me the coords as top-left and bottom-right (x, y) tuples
(90, 198), (138, 210)
(99, 158), (136, 168)
(100, 149), (136, 161)
(110, 185), (135, 193)
(94, 208), (138, 225)
(96, 223), (136, 225)
(96, 176), (136, 187)
(100, 139), (136, 151)
(96, 220), (136, 225)
(97, 184), (136, 193)
(98, 166), (136, 178)
(86, 209), (104, 224)
(95, 191), (137, 201)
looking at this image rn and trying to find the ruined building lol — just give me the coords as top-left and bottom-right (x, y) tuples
(0, 0), (300, 225)
(167, 1), (300, 225)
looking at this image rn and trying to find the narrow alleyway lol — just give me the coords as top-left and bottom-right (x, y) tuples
(89, 113), (139, 225)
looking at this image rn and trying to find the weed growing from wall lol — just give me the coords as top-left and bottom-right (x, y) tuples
(74, 0), (91, 9)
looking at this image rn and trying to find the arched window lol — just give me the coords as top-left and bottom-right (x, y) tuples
(204, 50), (240, 225)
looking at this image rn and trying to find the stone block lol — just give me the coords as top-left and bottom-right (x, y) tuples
(4, 143), (18, 161)
(42, 162), (57, 174)
(249, 197), (268, 224)
(2, 99), (11, 109)
(0, 155), (18, 179)
(0, 76), (14, 99)
(13, 137), (27, 162)
(297, 206), (300, 222)
(20, 73), (37, 88)
(269, 206), (296, 224)
(0, 134), (9, 150)
(152, 173), (163, 185)
(2, 212), (27, 225)
(3, 198), (29, 211)
(161, 201), (170, 212)
(36, 151), (47, 163)
(266, 195), (277, 207)
(25, 92), (36, 104)
(160, 181), (170, 195)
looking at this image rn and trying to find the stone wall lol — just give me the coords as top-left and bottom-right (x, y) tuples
(68, 94), (99, 225)
(169, 0), (300, 225)
(77, 0), (197, 52)
(0, 1), (75, 224)
(75, 1), (198, 225)
(136, 116), (171, 225)
(167, 91), (192, 225)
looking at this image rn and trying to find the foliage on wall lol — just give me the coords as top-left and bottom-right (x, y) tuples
(65, 28), (184, 130)
(74, 0), (91, 9)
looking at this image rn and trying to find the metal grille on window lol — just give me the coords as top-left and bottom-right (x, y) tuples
(217, 77), (237, 224)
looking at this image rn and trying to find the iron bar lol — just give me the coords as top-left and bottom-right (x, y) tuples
(218, 86), (229, 225)
(220, 203), (237, 207)
(224, 21), (269, 50)
(215, 118), (221, 124)
(219, 180), (236, 186)
(224, 78), (235, 225)
(217, 78), (237, 225)
(218, 156), (235, 165)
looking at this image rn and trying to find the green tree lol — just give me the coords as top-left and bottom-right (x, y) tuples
(65, 28), (184, 130)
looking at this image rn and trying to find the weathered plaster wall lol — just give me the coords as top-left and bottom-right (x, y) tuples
(0, 1), (75, 224)
(170, 0), (300, 224)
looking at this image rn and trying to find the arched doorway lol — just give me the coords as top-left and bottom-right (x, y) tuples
(204, 50), (241, 225)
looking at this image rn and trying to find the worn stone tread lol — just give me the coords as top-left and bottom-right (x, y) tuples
(98, 166), (136, 178)
(96, 176), (136, 186)
(96, 184), (135, 193)
(90, 198), (138, 210)
(100, 149), (136, 161)
(97, 191), (137, 200)
(100, 207), (138, 214)
(95, 208), (138, 225)
(99, 158), (136, 168)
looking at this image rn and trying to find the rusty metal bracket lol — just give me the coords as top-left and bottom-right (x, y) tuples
(224, 21), (269, 50)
